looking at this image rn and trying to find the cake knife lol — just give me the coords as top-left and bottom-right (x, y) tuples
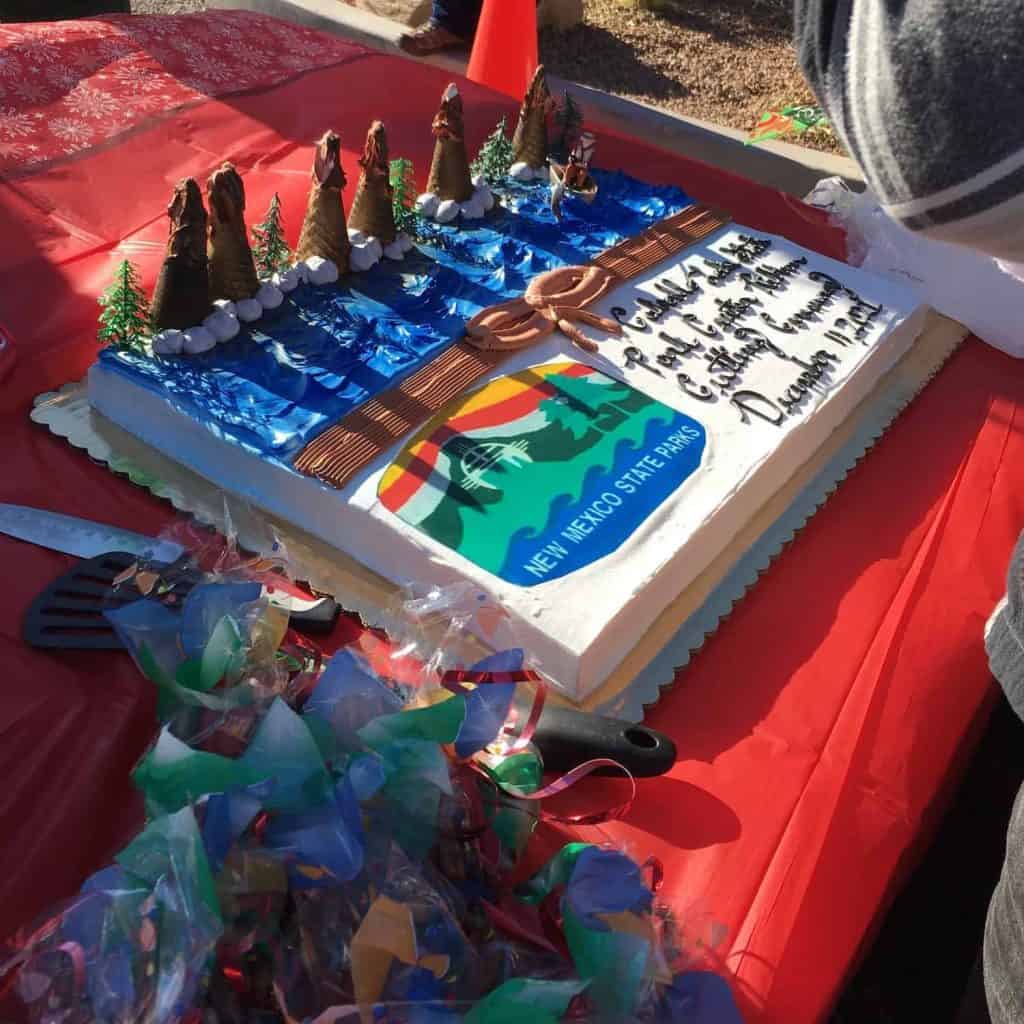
(0, 502), (341, 633)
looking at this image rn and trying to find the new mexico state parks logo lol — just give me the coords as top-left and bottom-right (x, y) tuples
(378, 361), (706, 586)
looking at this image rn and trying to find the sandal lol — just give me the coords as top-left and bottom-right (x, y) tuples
(398, 22), (469, 56)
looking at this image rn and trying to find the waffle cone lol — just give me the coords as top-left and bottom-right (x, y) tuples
(426, 136), (474, 202)
(208, 224), (259, 301)
(296, 188), (352, 270)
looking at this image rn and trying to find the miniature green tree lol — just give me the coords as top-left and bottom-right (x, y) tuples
(390, 157), (419, 236)
(471, 118), (516, 186)
(553, 92), (583, 163)
(97, 258), (151, 350)
(251, 193), (291, 278)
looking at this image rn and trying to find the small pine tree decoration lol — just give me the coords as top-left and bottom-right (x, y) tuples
(390, 157), (419, 236)
(553, 92), (584, 163)
(471, 118), (515, 186)
(97, 258), (151, 350)
(251, 193), (291, 278)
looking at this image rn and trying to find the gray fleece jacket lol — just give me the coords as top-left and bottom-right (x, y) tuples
(795, 0), (1024, 260)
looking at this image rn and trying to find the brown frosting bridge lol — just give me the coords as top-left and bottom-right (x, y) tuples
(293, 203), (730, 490)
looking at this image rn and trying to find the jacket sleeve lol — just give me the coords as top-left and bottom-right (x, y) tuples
(794, 0), (1024, 261)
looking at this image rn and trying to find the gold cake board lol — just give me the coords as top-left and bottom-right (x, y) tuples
(33, 310), (967, 717)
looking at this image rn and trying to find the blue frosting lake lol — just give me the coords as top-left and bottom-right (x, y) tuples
(99, 170), (692, 463)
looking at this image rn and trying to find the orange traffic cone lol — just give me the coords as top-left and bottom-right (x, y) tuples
(466, 0), (538, 100)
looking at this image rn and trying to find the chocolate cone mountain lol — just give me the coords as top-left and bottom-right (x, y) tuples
(151, 178), (211, 331)
(512, 65), (551, 169)
(296, 130), (352, 271)
(348, 121), (397, 245)
(207, 162), (260, 302)
(426, 83), (474, 203)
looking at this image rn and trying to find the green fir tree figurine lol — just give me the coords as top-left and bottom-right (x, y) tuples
(97, 258), (151, 350)
(251, 193), (291, 278)
(471, 118), (515, 186)
(389, 157), (419, 236)
(553, 92), (584, 163)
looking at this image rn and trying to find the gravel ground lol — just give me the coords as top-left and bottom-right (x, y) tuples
(131, 0), (205, 11)
(129, 0), (835, 151)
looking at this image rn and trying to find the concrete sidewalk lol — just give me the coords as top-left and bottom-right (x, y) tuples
(210, 0), (864, 199)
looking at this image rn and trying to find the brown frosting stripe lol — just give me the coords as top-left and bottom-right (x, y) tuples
(294, 203), (730, 490)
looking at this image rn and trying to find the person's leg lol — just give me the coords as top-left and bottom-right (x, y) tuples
(431, 0), (482, 38)
(399, 0), (482, 56)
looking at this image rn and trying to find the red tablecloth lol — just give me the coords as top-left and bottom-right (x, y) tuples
(1, 13), (1021, 1023)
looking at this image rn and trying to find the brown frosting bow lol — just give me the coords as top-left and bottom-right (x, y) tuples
(463, 265), (623, 354)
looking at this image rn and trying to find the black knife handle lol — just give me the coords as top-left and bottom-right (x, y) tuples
(532, 706), (677, 778)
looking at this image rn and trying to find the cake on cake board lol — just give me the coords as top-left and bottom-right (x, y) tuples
(35, 72), (969, 713)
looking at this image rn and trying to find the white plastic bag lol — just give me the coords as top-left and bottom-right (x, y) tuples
(805, 177), (1024, 357)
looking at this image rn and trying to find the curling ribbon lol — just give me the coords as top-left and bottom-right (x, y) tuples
(442, 667), (547, 755)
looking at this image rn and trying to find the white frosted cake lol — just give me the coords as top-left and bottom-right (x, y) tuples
(89, 203), (927, 700)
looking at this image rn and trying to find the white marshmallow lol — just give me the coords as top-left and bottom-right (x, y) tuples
(435, 199), (460, 224)
(460, 198), (485, 220)
(416, 193), (440, 218)
(202, 309), (240, 344)
(255, 283), (284, 310)
(305, 256), (339, 285)
(349, 243), (380, 272)
(472, 173), (487, 189)
(509, 161), (535, 182)
(347, 228), (367, 245)
(235, 298), (263, 323)
(182, 326), (217, 355)
(273, 266), (301, 293)
(384, 240), (406, 261)
(397, 232), (414, 253)
(213, 299), (237, 316)
(475, 185), (495, 212)
(152, 330), (184, 356)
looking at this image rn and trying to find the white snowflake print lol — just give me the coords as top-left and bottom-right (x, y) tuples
(15, 43), (61, 66)
(108, 60), (169, 94)
(184, 52), (233, 84)
(49, 117), (94, 146)
(11, 78), (50, 105)
(0, 50), (22, 80)
(0, 139), (29, 162)
(65, 84), (119, 120)
(279, 53), (318, 72)
(0, 109), (40, 138)
(47, 67), (83, 91)
(277, 31), (325, 58)
(232, 43), (272, 68)
(94, 37), (135, 63)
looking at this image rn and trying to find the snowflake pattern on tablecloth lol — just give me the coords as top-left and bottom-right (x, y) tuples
(1, 109), (42, 138)
(0, 11), (363, 177)
(49, 117), (94, 146)
(65, 84), (120, 121)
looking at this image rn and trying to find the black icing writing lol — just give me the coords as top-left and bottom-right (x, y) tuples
(677, 373), (714, 401)
(776, 350), (839, 412)
(702, 333), (790, 392)
(714, 296), (762, 330)
(837, 296), (885, 338)
(703, 256), (744, 286)
(680, 313), (720, 339)
(611, 305), (649, 332)
(720, 234), (773, 263)
(623, 345), (663, 375)
(730, 390), (786, 426)
(758, 265), (850, 334)
(657, 329), (703, 355)
(739, 257), (807, 296)
(654, 275), (701, 301)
